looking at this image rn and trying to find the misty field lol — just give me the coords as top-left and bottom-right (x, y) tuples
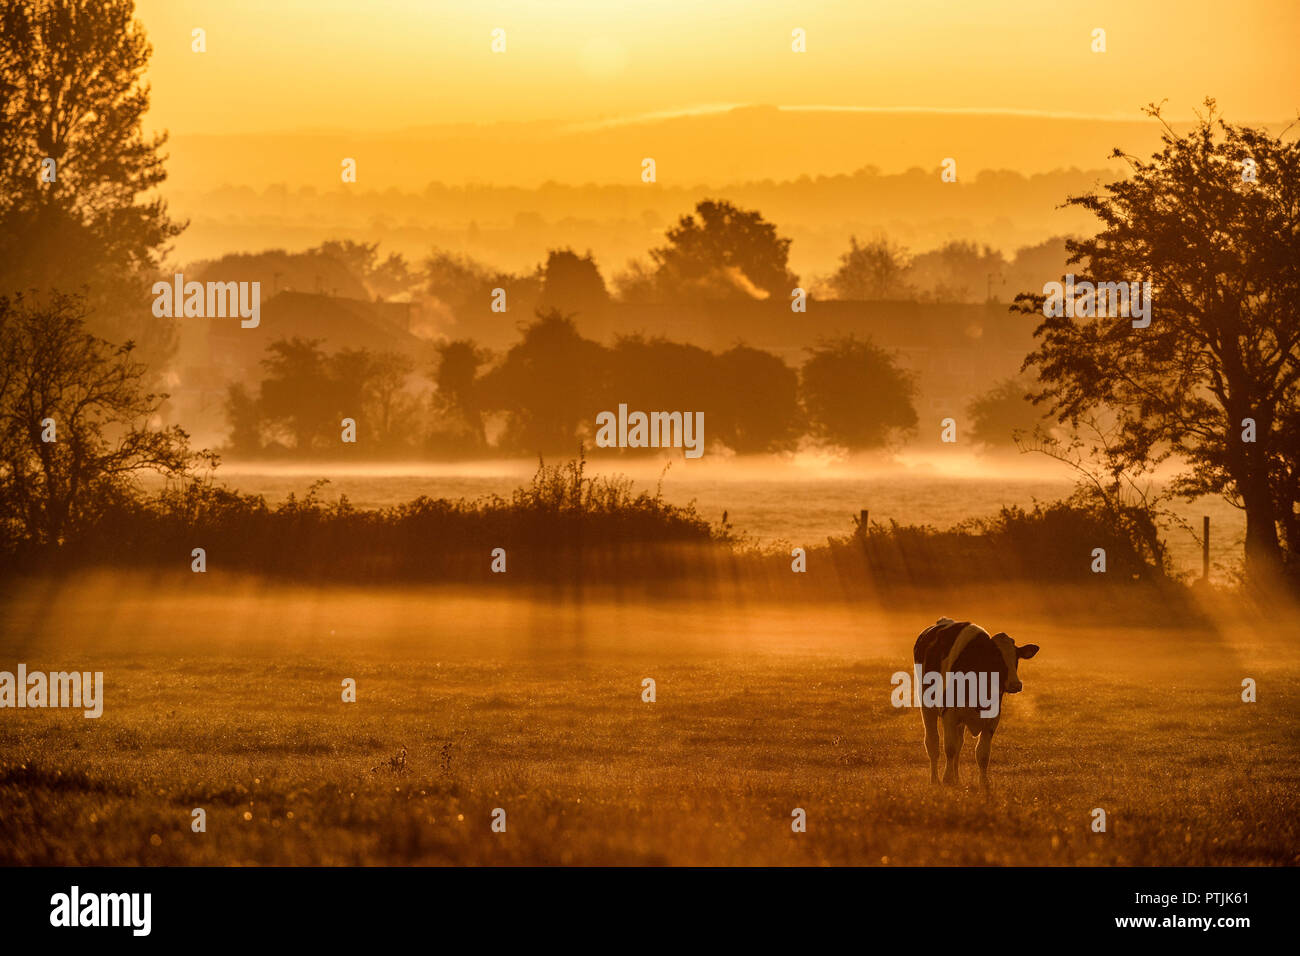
(0, 573), (1296, 866)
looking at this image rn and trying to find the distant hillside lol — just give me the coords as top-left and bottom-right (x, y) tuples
(162, 106), (1207, 192)
(165, 165), (1106, 277)
(162, 106), (1300, 277)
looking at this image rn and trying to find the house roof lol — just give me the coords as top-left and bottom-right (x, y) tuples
(208, 291), (425, 369)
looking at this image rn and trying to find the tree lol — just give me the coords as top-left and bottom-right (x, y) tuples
(0, 292), (211, 551)
(191, 248), (369, 300)
(423, 248), (538, 313)
(358, 350), (415, 450)
(910, 240), (1006, 303)
(313, 239), (379, 283)
(1005, 236), (1072, 301)
(327, 347), (376, 440)
(713, 345), (802, 454)
(479, 310), (608, 454)
(311, 239), (416, 300)
(828, 236), (914, 300)
(967, 377), (1045, 448)
(649, 199), (797, 300)
(230, 341), (416, 455)
(611, 258), (660, 304)
(0, 0), (183, 360)
(422, 248), (540, 337)
(422, 249), (494, 311)
(430, 339), (490, 451)
(1014, 415), (1177, 576)
(537, 248), (610, 317)
(1014, 100), (1300, 582)
(601, 334), (715, 456)
(367, 251), (416, 300)
(222, 382), (263, 457)
(799, 335), (917, 449)
(256, 338), (335, 452)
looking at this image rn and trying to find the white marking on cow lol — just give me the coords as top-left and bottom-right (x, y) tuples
(941, 623), (988, 675)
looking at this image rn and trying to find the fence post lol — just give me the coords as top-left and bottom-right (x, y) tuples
(859, 509), (869, 538)
(1202, 515), (1210, 580)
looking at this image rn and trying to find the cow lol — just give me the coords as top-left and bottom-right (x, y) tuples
(912, 617), (1039, 790)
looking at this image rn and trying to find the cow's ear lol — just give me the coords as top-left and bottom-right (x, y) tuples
(1017, 643), (1040, 659)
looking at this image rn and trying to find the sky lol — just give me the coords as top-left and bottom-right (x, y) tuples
(135, 0), (1300, 136)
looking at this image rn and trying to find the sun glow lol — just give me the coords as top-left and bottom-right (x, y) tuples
(136, 0), (1300, 136)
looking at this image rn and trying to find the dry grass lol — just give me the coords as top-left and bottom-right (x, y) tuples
(0, 575), (1296, 865)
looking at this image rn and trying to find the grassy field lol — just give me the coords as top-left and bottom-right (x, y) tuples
(0, 573), (1297, 865)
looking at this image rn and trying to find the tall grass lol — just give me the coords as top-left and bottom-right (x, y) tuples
(1, 455), (1181, 594)
(15, 454), (721, 582)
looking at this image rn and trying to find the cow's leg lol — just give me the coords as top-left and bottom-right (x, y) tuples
(975, 728), (994, 793)
(922, 707), (941, 784)
(941, 710), (963, 785)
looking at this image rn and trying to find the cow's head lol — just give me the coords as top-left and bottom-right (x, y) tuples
(991, 632), (1039, 694)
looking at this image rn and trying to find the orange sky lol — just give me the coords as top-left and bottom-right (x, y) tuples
(136, 0), (1299, 136)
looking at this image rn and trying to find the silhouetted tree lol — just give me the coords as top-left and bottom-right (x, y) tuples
(0, 0), (183, 360)
(714, 345), (802, 453)
(610, 258), (660, 304)
(233, 340), (415, 454)
(328, 347), (415, 450)
(1004, 236), (1073, 300)
(537, 248), (610, 317)
(0, 292), (211, 551)
(602, 334), (715, 455)
(910, 240), (1006, 303)
(313, 239), (379, 283)
(367, 252), (416, 300)
(967, 377), (1044, 448)
(828, 236), (914, 299)
(430, 339), (490, 451)
(422, 250), (494, 311)
(594, 336), (800, 456)
(222, 382), (263, 457)
(800, 335), (917, 449)
(359, 350), (415, 449)
(257, 338), (335, 452)
(1015, 101), (1300, 582)
(191, 248), (369, 299)
(479, 310), (608, 454)
(327, 347), (372, 432)
(649, 199), (798, 300)
(423, 248), (540, 336)
(311, 239), (415, 300)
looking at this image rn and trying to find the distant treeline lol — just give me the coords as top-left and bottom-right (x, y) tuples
(0, 293), (1182, 594)
(172, 160), (1106, 286)
(192, 203), (1070, 338)
(223, 311), (936, 458)
(0, 291), (1167, 587)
